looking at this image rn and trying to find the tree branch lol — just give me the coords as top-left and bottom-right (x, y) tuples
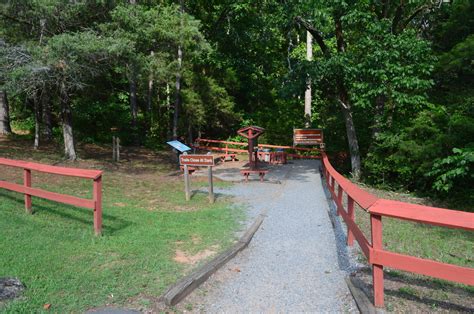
(391, 1), (405, 34)
(0, 12), (53, 36)
(382, 0), (390, 19)
(334, 15), (345, 53)
(399, 4), (431, 32)
(294, 16), (330, 57)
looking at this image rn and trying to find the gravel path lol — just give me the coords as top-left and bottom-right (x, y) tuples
(188, 160), (357, 312)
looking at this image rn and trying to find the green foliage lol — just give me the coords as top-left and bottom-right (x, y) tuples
(1, 0), (472, 207)
(427, 148), (474, 193)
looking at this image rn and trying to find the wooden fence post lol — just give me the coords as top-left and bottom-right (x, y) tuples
(24, 169), (32, 213)
(116, 137), (120, 162)
(112, 136), (120, 162)
(347, 195), (355, 246)
(93, 176), (102, 236)
(371, 214), (384, 307)
(336, 185), (343, 216)
(112, 136), (116, 161)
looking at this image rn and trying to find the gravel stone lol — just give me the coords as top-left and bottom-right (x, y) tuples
(190, 160), (358, 312)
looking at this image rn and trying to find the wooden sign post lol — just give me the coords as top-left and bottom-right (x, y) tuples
(207, 153), (214, 203)
(112, 136), (120, 162)
(179, 153), (215, 203)
(182, 153), (191, 201)
(293, 129), (324, 147)
(111, 127), (120, 162)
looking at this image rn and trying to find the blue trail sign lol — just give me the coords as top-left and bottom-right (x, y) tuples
(166, 140), (192, 153)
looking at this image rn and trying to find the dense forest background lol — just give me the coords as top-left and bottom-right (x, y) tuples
(0, 0), (472, 209)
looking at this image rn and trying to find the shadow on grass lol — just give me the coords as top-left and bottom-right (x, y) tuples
(190, 189), (228, 201)
(0, 190), (131, 235)
(319, 168), (474, 312)
(355, 267), (474, 311)
(384, 287), (473, 312)
(358, 267), (473, 294)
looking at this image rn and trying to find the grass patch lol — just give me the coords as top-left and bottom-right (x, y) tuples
(353, 202), (474, 271)
(0, 138), (243, 312)
(353, 184), (474, 271)
(348, 184), (474, 312)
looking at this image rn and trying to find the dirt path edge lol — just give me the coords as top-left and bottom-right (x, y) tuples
(161, 212), (266, 306)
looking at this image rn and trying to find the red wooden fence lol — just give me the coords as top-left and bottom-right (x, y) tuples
(0, 158), (103, 235)
(321, 152), (474, 307)
(194, 138), (321, 159)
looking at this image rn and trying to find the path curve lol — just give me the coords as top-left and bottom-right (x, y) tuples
(188, 160), (357, 312)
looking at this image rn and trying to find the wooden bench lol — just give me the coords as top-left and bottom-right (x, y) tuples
(240, 169), (269, 182)
(270, 152), (287, 164)
(219, 153), (238, 162)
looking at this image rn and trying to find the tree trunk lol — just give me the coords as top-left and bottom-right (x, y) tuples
(304, 31), (313, 128)
(60, 80), (77, 160)
(172, 44), (182, 140)
(33, 94), (42, 149)
(128, 65), (138, 131)
(42, 92), (53, 141)
(339, 88), (361, 180)
(339, 95), (361, 181)
(371, 94), (386, 142)
(0, 90), (12, 135)
(172, 0), (184, 140)
(334, 15), (361, 179)
(147, 77), (153, 112)
(147, 51), (154, 114)
(187, 122), (193, 144)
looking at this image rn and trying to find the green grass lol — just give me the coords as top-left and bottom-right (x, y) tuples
(353, 203), (474, 299)
(0, 178), (242, 312)
(354, 209), (474, 270)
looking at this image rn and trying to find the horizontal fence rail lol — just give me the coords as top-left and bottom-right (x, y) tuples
(0, 158), (103, 235)
(194, 138), (321, 159)
(321, 152), (474, 307)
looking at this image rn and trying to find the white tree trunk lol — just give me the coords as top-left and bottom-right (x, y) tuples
(33, 96), (41, 149)
(62, 111), (76, 160)
(172, 0), (184, 140)
(60, 80), (77, 160)
(0, 91), (12, 135)
(172, 44), (182, 140)
(304, 31), (313, 128)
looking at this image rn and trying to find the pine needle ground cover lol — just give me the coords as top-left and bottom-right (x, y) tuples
(0, 139), (242, 312)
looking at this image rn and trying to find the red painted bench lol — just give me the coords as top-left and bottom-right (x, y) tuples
(219, 153), (238, 162)
(240, 169), (268, 182)
(0, 157), (103, 235)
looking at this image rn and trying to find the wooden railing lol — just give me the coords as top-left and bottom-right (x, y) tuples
(193, 138), (248, 154)
(194, 138), (321, 159)
(321, 152), (474, 307)
(0, 158), (103, 235)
